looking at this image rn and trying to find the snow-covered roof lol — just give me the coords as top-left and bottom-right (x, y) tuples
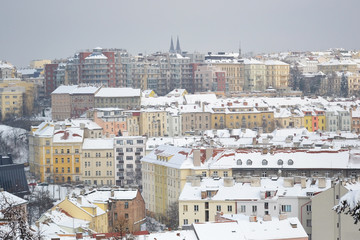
(82, 138), (113, 150)
(141, 145), (193, 169)
(184, 94), (218, 104)
(95, 88), (141, 98)
(0, 191), (27, 207)
(84, 189), (138, 202)
(52, 128), (84, 143)
(264, 60), (289, 66)
(51, 85), (101, 95)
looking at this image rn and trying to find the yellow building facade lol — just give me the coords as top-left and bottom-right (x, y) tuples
(211, 62), (245, 92)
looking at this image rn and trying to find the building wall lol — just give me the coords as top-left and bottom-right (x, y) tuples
(81, 147), (115, 186)
(51, 93), (71, 120)
(139, 110), (168, 137)
(114, 136), (146, 187)
(108, 191), (146, 233)
(312, 183), (360, 240)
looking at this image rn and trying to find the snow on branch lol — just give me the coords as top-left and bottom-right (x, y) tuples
(334, 190), (360, 224)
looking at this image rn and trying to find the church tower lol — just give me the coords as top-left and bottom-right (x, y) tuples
(169, 36), (175, 53)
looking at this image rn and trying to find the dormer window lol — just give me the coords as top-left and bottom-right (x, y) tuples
(237, 159), (242, 165)
(246, 159), (252, 165)
(288, 159), (294, 165)
(262, 159), (268, 165)
(277, 159), (283, 165)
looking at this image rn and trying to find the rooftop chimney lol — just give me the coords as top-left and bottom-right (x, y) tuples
(318, 177), (326, 188)
(223, 177), (234, 187)
(205, 148), (213, 161)
(283, 177), (294, 188)
(193, 149), (201, 166)
(301, 177), (306, 189)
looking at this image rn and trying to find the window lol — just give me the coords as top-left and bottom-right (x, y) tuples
(194, 205), (199, 211)
(125, 202), (129, 209)
(68, 167), (70, 173)
(183, 205), (188, 212)
(61, 158), (64, 163)
(55, 168), (58, 173)
(67, 158), (70, 163)
(216, 205), (221, 211)
(183, 219), (188, 225)
(55, 158), (58, 163)
(277, 159), (283, 165)
(75, 149), (79, 153)
(75, 158), (79, 163)
(240, 205), (246, 213)
(125, 213), (129, 219)
(306, 219), (312, 227)
(246, 159), (252, 165)
(126, 148), (133, 152)
(223, 171), (228, 177)
(46, 149), (50, 154)
(202, 171), (207, 177)
(46, 158), (50, 164)
(76, 167), (79, 173)
(262, 159), (268, 165)
(228, 205), (232, 212)
(194, 219), (199, 223)
(281, 205), (291, 212)
(67, 149), (70, 154)
(252, 205), (257, 213)
(264, 202), (269, 209)
(213, 171), (218, 176)
(237, 159), (242, 165)
(288, 159), (294, 165)
(306, 205), (312, 212)
(45, 140), (50, 146)
(62, 167), (64, 173)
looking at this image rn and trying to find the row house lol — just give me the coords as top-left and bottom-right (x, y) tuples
(178, 176), (329, 237)
(51, 85), (101, 121)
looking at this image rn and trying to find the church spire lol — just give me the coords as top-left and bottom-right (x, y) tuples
(169, 36), (175, 53)
(176, 36), (181, 54)
(238, 40), (242, 59)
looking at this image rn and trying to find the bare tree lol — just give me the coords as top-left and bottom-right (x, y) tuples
(27, 189), (54, 225)
(0, 192), (37, 240)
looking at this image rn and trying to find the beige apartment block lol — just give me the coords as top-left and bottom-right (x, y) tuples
(312, 182), (360, 240)
(264, 60), (290, 90)
(179, 104), (211, 135)
(82, 138), (115, 186)
(0, 86), (24, 120)
(211, 60), (245, 92)
(139, 109), (169, 137)
(243, 59), (266, 91)
(318, 59), (358, 74)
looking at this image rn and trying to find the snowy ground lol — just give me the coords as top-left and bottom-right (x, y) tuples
(30, 107), (52, 121)
(0, 124), (28, 164)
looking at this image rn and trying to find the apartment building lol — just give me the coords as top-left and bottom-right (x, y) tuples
(178, 176), (329, 238)
(82, 138), (115, 186)
(29, 120), (102, 183)
(92, 108), (128, 137)
(318, 59), (358, 74)
(180, 104), (211, 135)
(211, 60), (245, 92)
(139, 109), (169, 137)
(94, 87), (141, 109)
(0, 86), (24, 120)
(44, 63), (59, 97)
(114, 136), (146, 187)
(264, 60), (290, 90)
(243, 58), (266, 91)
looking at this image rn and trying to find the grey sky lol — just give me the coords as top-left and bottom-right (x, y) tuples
(1, 0), (359, 67)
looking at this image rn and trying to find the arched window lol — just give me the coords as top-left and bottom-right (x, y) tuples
(288, 159), (294, 165)
(262, 159), (268, 165)
(246, 159), (252, 165)
(277, 159), (283, 165)
(237, 159), (242, 165)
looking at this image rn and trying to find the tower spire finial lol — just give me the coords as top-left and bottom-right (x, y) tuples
(176, 36), (181, 54)
(169, 36), (175, 53)
(238, 40), (242, 59)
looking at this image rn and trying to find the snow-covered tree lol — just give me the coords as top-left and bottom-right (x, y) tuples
(334, 190), (360, 224)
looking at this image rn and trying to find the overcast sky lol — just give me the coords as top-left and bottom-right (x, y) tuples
(2, 0), (360, 67)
